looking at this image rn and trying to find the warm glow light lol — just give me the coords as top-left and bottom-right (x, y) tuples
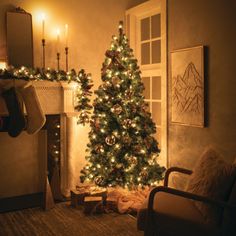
(41, 13), (45, 39)
(0, 61), (7, 70)
(56, 28), (61, 52)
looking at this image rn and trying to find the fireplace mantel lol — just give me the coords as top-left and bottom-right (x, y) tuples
(0, 80), (80, 199)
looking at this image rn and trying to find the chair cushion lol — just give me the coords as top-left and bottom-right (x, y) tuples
(137, 192), (220, 236)
(186, 148), (236, 225)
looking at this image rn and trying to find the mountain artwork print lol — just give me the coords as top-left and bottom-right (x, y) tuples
(171, 46), (204, 127)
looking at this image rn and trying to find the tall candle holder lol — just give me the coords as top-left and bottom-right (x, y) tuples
(65, 47), (69, 72)
(57, 52), (60, 71)
(42, 39), (46, 69)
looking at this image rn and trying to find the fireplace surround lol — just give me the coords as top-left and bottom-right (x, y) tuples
(0, 80), (81, 204)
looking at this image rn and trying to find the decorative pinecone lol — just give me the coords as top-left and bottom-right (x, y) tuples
(95, 144), (104, 154)
(122, 119), (132, 129)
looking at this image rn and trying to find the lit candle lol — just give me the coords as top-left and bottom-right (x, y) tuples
(56, 28), (60, 52)
(65, 24), (68, 47)
(41, 13), (45, 39)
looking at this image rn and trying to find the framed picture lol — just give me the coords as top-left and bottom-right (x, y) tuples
(171, 46), (204, 127)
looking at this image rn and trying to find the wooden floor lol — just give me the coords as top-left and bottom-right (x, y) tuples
(0, 202), (143, 236)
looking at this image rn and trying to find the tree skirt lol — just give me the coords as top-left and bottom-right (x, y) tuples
(106, 187), (150, 214)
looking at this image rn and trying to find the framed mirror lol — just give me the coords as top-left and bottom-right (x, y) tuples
(6, 7), (34, 68)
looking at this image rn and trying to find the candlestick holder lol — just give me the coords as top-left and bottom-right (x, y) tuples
(57, 52), (60, 71)
(65, 47), (69, 72)
(42, 39), (46, 69)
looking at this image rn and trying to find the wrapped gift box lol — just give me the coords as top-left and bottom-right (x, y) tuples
(83, 196), (103, 214)
(71, 186), (107, 208)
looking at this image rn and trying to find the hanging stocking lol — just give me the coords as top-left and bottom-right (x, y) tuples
(19, 85), (46, 134)
(2, 87), (26, 137)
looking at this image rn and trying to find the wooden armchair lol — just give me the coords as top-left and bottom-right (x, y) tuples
(137, 166), (236, 236)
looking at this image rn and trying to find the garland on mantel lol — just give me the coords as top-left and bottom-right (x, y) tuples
(0, 66), (93, 125)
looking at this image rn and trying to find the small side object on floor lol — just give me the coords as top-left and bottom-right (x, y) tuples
(83, 196), (104, 214)
(71, 186), (107, 208)
(2, 87), (26, 137)
(19, 85), (46, 134)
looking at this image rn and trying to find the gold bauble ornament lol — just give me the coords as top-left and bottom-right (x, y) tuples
(105, 135), (116, 146)
(95, 176), (104, 185)
(111, 104), (122, 115)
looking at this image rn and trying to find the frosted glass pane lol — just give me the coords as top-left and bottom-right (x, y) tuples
(141, 42), (150, 65)
(141, 17), (150, 41)
(152, 76), (161, 99)
(151, 14), (161, 38)
(152, 102), (161, 126)
(142, 77), (150, 99)
(152, 40), (161, 63)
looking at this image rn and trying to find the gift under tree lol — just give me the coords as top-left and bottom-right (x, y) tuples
(80, 21), (165, 189)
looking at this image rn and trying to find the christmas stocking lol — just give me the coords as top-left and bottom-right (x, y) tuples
(2, 87), (26, 137)
(19, 85), (46, 134)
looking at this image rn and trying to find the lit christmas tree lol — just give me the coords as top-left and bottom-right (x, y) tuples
(80, 21), (165, 189)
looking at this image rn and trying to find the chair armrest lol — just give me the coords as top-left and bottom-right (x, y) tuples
(164, 167), (193, 187)
(148, 186), (236, 213)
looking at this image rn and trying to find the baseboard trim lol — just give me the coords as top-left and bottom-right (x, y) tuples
(0, 192), (43, 213)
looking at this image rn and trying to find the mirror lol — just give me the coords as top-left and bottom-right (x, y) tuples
(6, 7), (33, 68)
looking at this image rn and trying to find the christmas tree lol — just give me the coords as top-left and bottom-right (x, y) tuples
(80, 21), (165, 189)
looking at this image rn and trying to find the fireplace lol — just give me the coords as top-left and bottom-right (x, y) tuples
(0, 81), (85, 205)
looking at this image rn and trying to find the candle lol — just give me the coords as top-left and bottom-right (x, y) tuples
(56, 28), (60, 52)
(65, 24), (68, 47)
(41, 13), (45, 39)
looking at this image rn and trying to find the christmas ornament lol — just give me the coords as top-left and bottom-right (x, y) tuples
(127, 155), (137, 165)
(112, 76), (121, 87)
(111, 104), (122, 115)
(122, 135), (132, 144)
(133, 145), (142, 153)
(142, 103), (149, 112)
(95, 176), (104, 185)
(95, 144), (104, 154)
(105, 135), (116, 146)
(122, 119), (132, 129)
(94, 118), (100, 129)
(105, 50), (120, 59)
(140, 169), (148, 179)
(124, 89), (133, 100)
(144, 136), (153, 149)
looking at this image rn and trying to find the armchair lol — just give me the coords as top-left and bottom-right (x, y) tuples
(137, 166), (236, 236)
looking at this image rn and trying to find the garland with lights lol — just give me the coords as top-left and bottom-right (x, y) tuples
(80, 21), (165, 189)
(0, 67), (93, 125)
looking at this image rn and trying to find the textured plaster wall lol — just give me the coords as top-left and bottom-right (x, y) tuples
(168, 0), (236, 189)
(0, 0), (147, 198)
